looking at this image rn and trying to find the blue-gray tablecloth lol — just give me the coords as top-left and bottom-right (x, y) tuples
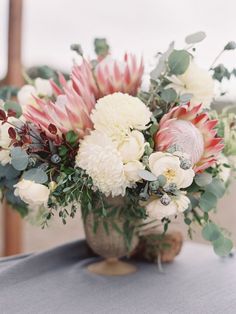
(0, 240), (235, 314)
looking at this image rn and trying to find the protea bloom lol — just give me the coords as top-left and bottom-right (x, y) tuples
(70, 53), (144, 99)
(154, 103), (224, 172)
(24, 82), (94, 141)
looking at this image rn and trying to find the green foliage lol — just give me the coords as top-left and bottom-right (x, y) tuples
(202, 222), (233, 257)
(224, 41), (236, 50)
(202, 222), (221, 241)
(11, 147), (29, 171)
(4, 101), (22, 118)
(65, 130), (79, 145)
(168, 50), (190, 75)
(213, 236), (233, 256)
(23, 168), (48, 184)
(0, 86), (19, 101)
(205, 178), (226, 198)
(199, 191), (217, 212)
(94, 38), (109, 58)
(194, 173), (212, 187)
(160, 88), (177, 103)
(185, 31), (206, 44)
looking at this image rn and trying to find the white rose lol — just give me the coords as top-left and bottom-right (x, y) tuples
(149, 152), (194, 189)
(118, 130), (145, 163)
(124, 160), (144, 182)
(0, 117), (18, 165)
(146, 192), (190, 220)
(17, 85), (37, 109)
(17, 78), (52, 111)
(34, 78), (53, 97)
(14, 179), (50, 208)
(168, 61), (214, 109)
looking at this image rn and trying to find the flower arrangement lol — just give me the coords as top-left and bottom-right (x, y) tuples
(1, 33), (236, 258)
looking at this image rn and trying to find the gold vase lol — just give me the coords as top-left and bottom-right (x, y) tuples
(84, 198), (139, 276)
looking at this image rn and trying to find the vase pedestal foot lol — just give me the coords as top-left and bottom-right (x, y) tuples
(87, 257), (137, 276)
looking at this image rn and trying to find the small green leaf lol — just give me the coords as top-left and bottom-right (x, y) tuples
(213, 236), (233, 256)
(149, 124), (158, 136)
(157, 175), (167, 187)
(179, 93), (193, 104)
(199, 191), (217, 212)
(94, 38), (109, 58)
(11, 147), (29, 171)
(194, 173), (212, 187)
(168, 50), (190, 75)
(202, 223), (221, 242)
(205, 178), (226, 198)
(224, 41), (236, 50)
(185, 31), (206, 44)
(160, 88), (177, 103)
(138, 170), (157, 182)
(65, 131), (78, 145)
(4, 101), (22, 118)
(23, 168), (48, 184)
(184, 217), (192, 225)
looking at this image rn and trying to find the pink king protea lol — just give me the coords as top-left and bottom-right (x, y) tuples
(24, 53), (143, 141)
(155, 103), (224, 173)
(71, 53), (144, 99)
(24, 73), (94, 141)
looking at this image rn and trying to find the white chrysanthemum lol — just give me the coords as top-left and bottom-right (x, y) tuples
(146, 192), (190, 220)
(91, 93), (152, 143)
(168, 61), (214, 108)
(76, 131), (130, 197)
(149, 152), (194, 189)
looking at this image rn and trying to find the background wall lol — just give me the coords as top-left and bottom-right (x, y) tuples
(0, 0), (235, 253)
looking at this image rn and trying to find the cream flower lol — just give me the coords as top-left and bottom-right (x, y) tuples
(168, 61), (214, 108)
(149, 152), (194, 189)
(76, 131), (129, 197)
(124, 160), (144, 183)
(0, 117), (18, 165)
(146, 192), (190, 220)
(14, 179), (50, 208)
(118, 130), (145, 163)
(91, 93), (152, 143)
(17, 78), (52, 111)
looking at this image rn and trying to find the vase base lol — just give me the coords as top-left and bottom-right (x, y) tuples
(87, 258), (137, 276)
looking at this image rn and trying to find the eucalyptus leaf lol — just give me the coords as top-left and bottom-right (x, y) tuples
(11, 147), (29, 171)
(224, 41), (236, 50)
(160, 88), (177, 103)
(168, 50), (190, 75)
(199, 191), (217, 212)
(23, 168), (48, 184)
(205, 178), (225, 198)
(194, 173), (212, 187)
(150, 41), (174, 80)
(202, 223), (221, 242)
(4, 101), (22, 118)
(213, 236), (233, 256)
(185, 31), (206, 44)
(138, 170), (157, 181)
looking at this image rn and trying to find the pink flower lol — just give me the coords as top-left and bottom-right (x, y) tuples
(24, 82), (94, 141)
(70, 53), (144, 99)
(155, 103), (224, 173)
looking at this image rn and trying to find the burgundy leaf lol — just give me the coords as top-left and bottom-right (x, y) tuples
(8, 127), (16, 139)
(0, 110), (7, 121)
(48, 123), (57, 135)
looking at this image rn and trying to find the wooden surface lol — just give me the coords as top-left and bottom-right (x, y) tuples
(2, 0), (24, 256)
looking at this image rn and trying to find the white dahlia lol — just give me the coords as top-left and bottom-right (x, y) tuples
(146, 192), (190, 220)
(168, 61), (214, 108)
(91, 93), (152, 143)
(76, 131), (129, 197)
